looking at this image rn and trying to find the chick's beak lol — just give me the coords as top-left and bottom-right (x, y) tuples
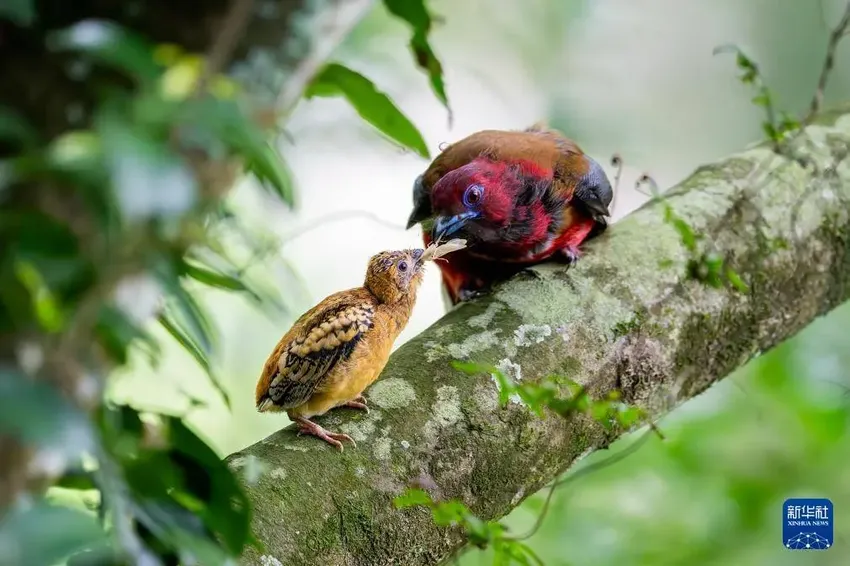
(412, 248), (425, 269)
(432, 211), (479, 240)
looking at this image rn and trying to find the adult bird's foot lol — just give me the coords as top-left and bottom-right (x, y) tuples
(558, 245), (583, 264)
(457, 287), (488, 303)
(293, 417), (356, 451)
(343, 395), (369, 413)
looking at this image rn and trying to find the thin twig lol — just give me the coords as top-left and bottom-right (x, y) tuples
(196, 0), (256, 95)
(279, 210), (409, 246)
(609, 153), (624, 218)
(509, 428), (656, 542)
(804, 0), (850, 125)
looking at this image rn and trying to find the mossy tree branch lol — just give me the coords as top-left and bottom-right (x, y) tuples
(226, 105), (850, 566)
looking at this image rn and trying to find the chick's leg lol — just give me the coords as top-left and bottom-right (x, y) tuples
(343, 395), (369, 413)
(292, 416), (356, 451)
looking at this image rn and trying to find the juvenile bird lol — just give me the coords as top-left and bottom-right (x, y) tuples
(255, 240), (466, 450)
(406, 123), (615, 305)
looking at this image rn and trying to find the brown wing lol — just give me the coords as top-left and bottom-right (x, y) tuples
(255, 293), (376, 411)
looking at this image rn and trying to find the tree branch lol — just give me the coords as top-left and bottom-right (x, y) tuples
(226, 104), (850, 565)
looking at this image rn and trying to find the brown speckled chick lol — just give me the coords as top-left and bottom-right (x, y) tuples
(255, 247), (432, 450)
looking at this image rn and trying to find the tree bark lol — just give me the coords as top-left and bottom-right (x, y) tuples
(225, 105), (850, 566)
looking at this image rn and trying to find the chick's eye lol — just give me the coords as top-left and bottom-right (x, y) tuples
(462, 184), (483, 208)
(398, 260), (408, 272)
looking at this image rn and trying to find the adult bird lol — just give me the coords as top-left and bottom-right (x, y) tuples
(406, 123), (615, 305)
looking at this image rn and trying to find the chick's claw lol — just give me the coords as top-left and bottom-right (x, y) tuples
(293, 417), (356, 451)
(343, 395), (369, 413)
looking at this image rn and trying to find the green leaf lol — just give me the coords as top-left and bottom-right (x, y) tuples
(382, 0), (450, 113)
(13, 260), (67, 332)
(179, 97), (296, 206)
(157, 311), (230, 410)
(46, 20), (161, 84)
(725, 266), (750, 293)
(167, 526), (234, 566)
(97, 403), (145, 461)
(167, 417), (252, 555)
(136, 499), (232, 566)
(616, 405), (645, 428)
(95, 305), (162, 366)
(153, 256), (218, 354)
(0, 0), (36, 27)
(430, 500), (469, 526)
(463, 514), (491, 547)
(0, 105), (39, 149)
(670, 217), (697, 251)
(96, 108), (198, 222)
(393, 488), (434, 509)
(183, 249), (288, 314)
(0, 500), (110, 566)
(245, 142), (297, 206)
(182, 260), (248, 292)
(751, 93), (770, 108)
(0, 369), (96, 455)
(54, 468), (98, 491)
(450, 360), (496, 375)
(305, 63), (430, 159)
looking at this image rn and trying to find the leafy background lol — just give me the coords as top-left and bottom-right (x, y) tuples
(2, 0), (850, 565)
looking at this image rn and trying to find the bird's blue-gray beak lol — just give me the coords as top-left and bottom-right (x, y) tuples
(412, 248), (425, 267)
(432, 211), (479, 240)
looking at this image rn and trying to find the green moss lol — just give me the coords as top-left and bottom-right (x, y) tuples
(612, 311), (645, 338)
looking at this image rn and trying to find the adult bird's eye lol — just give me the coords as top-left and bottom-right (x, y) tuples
(463, 184), (484, 208)
(398, 260), (408, 272)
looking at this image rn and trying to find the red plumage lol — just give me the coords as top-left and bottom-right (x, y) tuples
(407, 123), (613, 305)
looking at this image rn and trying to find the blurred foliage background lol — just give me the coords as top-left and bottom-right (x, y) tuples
(2, 0), (850, 564)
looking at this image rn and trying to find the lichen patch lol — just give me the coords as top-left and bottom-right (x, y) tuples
(468, 302), (504, 329)
(435, 322), (456, 337)
(432, 386), (463, 426)
(514, 324), (551, 346)
(368, 377), (417, 409)
(425, 329), (503, 362)
(423, 385), (463, 445)
(373, 437), (392, 460)
(339, 411), (383, 442)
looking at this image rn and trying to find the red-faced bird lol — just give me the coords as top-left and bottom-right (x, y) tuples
(406, 123), (614, 305)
